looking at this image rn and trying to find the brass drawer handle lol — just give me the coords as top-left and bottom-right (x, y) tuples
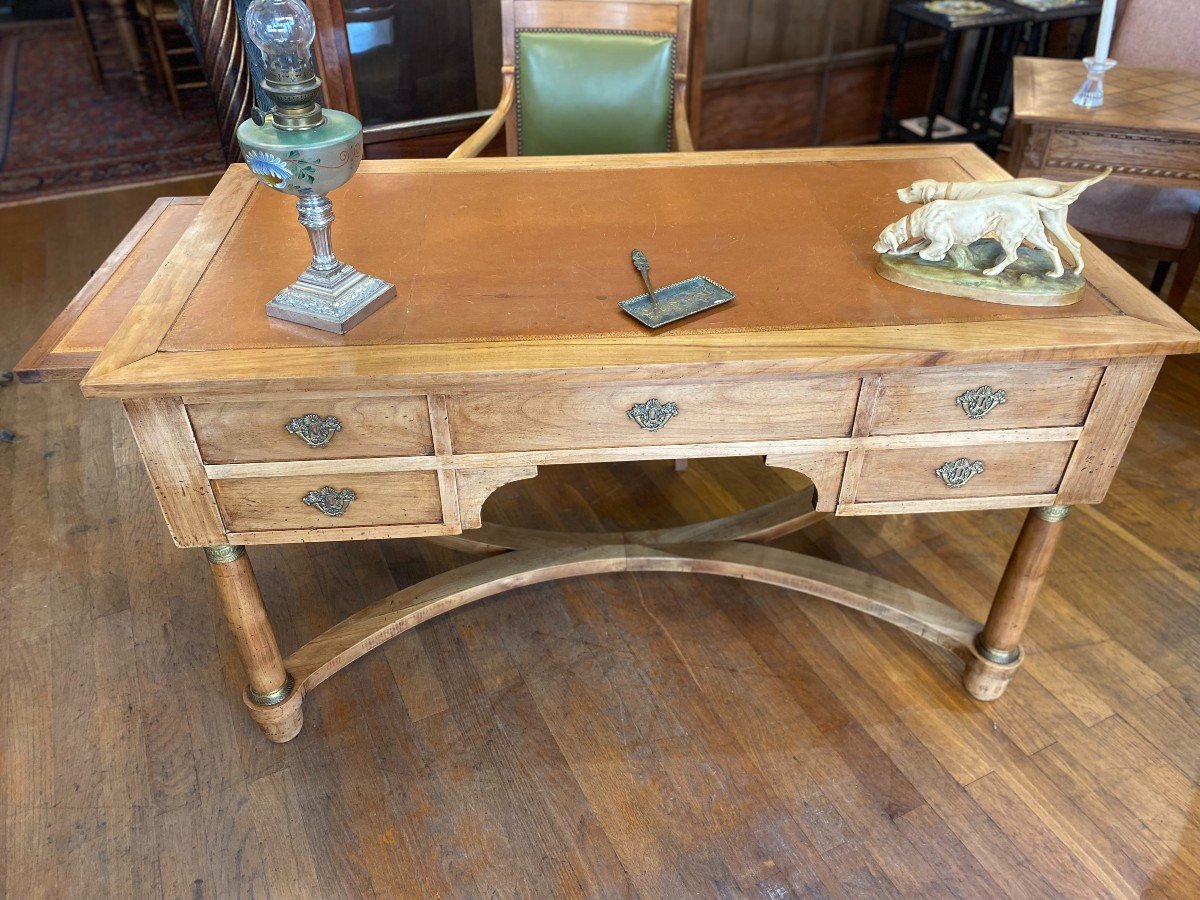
(285, 413), (343, 448)
(628, 398), (679, 431)
(935, 458), (985, 488)
(956, 386), (1006, 419)
(303, 486), (357, 516)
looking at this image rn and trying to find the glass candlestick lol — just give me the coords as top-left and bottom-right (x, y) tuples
(1072, 57), (1117, 109)
(236, 0), (394, 334)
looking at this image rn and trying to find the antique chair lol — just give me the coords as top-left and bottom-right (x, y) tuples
(134, 0), (209, 115)
(1067, 0), (1200, 311)
(450, 0), (695, 158)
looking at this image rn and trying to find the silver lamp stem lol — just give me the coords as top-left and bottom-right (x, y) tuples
(297, 194), (339, 273)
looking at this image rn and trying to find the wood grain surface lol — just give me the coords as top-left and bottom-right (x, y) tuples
(212, 471), (445, 533)
(5, 370), (1200, 895)
(188, 396), (435, 463)
(6, 163), (1200, 899)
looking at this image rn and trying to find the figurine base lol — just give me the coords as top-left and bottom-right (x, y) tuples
(265, 263), (396, 334)
(877, 239), (1084, 308)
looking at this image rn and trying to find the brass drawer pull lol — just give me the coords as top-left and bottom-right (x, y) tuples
(956, 386), (1006, 419)
(628, 398), (679, 431)
(935, 458), (985, 488)
(285, 413), (342, 448)
(303, 486), (357, 516)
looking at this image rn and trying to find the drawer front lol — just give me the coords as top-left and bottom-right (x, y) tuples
(212, 471), (443, 532)
(870, 363), (1102, 435)
(189, 397), (434, 464)
(448, 378), (860, 453)
(854, 441), (1074, 503)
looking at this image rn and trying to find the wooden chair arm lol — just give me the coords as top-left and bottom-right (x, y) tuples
(450, 76), (515, 159)
(674, 83), (695, 152)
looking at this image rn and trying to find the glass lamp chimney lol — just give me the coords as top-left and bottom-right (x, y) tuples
(245, 0), (324, 130)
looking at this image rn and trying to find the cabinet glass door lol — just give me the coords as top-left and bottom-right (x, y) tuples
(338, 0), (502, 127)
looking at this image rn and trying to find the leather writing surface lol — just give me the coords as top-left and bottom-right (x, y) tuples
(162, 158), (1117, 353)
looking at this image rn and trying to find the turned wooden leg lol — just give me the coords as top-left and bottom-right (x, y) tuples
(206, 545), (303, 742)
(105, 0), (150, 96)
(964, 505), (1069, 701)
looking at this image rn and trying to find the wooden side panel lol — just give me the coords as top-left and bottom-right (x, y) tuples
(1056, 357), (1165, 505)
(456, 467), (538, 529)
(765, 451), (847, 512)
(123, 398), (228, 548)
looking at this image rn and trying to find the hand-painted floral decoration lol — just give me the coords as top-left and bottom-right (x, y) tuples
(245, 150), (292, 190)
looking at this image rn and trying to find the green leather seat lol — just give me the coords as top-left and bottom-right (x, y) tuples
(516, 30), (676, 156)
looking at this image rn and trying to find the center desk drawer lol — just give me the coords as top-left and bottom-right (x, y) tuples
(212, 471), (443, 533)
(447, 378), (860, 453)
(870, 363), (1103, 435)
(188, 397), (434, 464)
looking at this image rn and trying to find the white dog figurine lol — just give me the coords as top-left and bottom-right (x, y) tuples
(894, 170), (1109, 275)
(874, 174), (1104, 278)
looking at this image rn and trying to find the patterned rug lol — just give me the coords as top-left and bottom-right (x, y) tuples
(0, 21), (226, 206)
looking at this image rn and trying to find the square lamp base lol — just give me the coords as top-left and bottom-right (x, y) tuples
(265, 263), (396, 334)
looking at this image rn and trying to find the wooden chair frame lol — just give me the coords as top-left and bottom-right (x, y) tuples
(450, 0), (695, 159)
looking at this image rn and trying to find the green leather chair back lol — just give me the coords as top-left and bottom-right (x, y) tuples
(515, 30), (676, 156)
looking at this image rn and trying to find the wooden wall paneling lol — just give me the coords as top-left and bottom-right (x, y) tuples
(699, 44), (939, 149)
(470, 0), (504, 108)
(705, 0), (753, 73)
(688, 0), (707, 137)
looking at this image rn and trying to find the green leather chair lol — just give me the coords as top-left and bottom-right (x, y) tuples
(451, 0), (696, 158)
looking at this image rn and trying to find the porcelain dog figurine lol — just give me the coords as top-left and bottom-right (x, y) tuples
(895, 170), (1109, 275)
(874, 174), (1104, 278)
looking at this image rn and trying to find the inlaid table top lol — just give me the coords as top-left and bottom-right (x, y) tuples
(37, 145), (1196, 401)
(1013, 56), (1200, 135)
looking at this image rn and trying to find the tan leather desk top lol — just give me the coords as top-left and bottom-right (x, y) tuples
(162, 155), (1116, 353)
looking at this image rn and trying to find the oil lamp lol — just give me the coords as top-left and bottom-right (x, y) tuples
(237, 0), (394, 333)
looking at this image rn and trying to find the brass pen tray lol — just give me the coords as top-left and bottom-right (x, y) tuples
(619, 275), (736, 329)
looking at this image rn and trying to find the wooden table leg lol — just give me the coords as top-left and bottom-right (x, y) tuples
(205, 545), (303, 742)
(104, 0), (150, 96)
(963, 504), (1069, 701)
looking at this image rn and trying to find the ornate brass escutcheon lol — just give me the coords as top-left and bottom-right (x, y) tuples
(935, 457), (985, 488)
(627, 399), (679, 431)
(285, 413), (343, 447)
(303, 486), (357, 516)
(955, 386), (1006, 419)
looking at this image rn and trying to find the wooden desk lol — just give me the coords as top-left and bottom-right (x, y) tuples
(1010, 56), (1200, 187)
(18, 147), (1200, 743)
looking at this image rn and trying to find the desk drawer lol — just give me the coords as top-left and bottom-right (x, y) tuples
(448, 377), (859, 453)
(189, 397), (434, 464)
(212, 471), (443, 532)
(870, 363), (1102, 435)
(854, 441), (1074, 503)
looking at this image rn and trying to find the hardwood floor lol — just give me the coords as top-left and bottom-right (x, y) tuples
(2, 182), (1199, 898)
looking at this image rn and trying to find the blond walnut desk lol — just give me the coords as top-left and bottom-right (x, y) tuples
(19, 147), (1200, 743)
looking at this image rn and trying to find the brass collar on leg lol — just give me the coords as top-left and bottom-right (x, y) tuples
(205, 545), (246, 565)
(1034, 504), (1070, 523)
(975, 634), (1021, 666)
(248, 674), (295, 708)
